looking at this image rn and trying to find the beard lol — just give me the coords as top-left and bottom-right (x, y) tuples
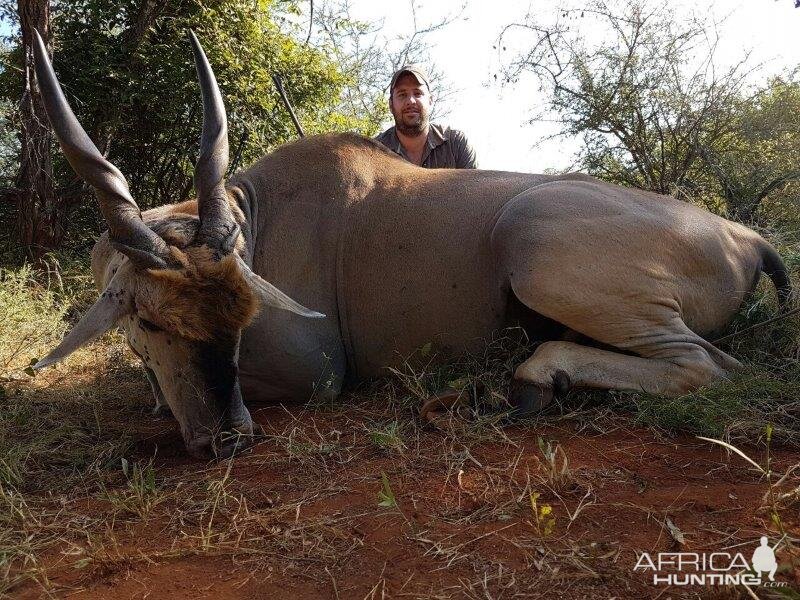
(393, 108), (430, 136)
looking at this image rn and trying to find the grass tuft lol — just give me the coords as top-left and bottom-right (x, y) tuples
(368, 420), (406, 452)
(0, 265), (69, 378)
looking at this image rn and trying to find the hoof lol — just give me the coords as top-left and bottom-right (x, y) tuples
(508, 381), (554, 418)
(508, 370), (571, 419)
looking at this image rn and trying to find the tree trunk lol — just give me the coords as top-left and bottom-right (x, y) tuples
(16, 0), (63, 261)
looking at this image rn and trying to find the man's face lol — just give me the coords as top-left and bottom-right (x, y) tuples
(390, 73), (432, 136)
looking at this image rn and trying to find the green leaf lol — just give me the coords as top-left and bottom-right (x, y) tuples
(377, 471), (397, 508)
(447, 377), (470, 391)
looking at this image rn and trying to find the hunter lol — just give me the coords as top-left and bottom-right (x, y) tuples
(376, 64), (477, 169)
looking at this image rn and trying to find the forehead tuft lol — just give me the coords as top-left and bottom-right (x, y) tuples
(141, 253), (258, 342)
(145, 194), (245, 252)
(149, 215), (200, 248)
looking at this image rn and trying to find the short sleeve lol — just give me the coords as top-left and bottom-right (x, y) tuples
(452, 130), (478, 169)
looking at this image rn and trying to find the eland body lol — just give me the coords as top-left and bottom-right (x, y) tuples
(33, 33), (791, 458)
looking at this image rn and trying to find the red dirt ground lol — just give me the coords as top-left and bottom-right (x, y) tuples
(13, 398), (800, 599)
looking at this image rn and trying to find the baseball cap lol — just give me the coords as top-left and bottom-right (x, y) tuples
(389, 64), (430, 93)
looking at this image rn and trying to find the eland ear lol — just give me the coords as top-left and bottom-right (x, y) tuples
(235, 256), (325, 319)
(34, 275), (134, 369)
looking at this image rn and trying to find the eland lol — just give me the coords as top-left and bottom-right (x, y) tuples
(32, 32), (791, 458)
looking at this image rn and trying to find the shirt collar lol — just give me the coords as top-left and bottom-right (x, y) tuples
(427, 123), (447, 149)
(387, 123), (447, 151)
(383, 123), (448, 164)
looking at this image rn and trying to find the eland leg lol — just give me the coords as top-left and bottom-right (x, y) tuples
(509, 325), (739, 417)
(490, 178), (757, 416)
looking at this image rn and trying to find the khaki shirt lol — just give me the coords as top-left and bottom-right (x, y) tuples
(375, 123), (478, 169)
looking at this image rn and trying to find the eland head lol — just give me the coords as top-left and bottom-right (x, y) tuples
(32, 31), (324, 458)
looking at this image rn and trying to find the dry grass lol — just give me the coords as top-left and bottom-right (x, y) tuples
(0, 261), (146, 594)
(0, 265), (67, 379)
